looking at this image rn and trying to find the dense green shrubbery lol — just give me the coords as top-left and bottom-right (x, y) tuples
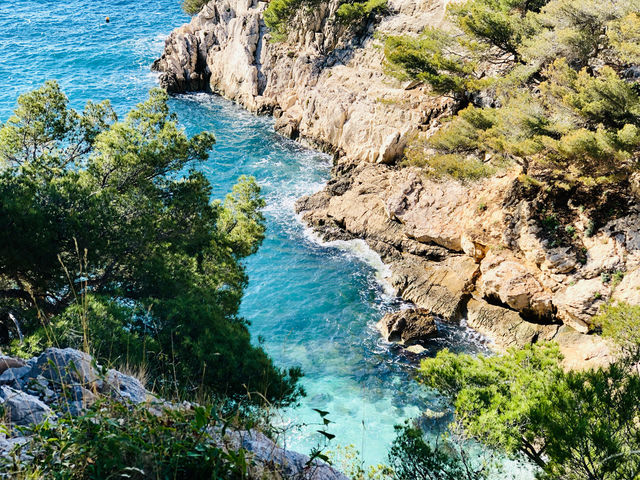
(388, 423), (488, 480)
(385, 0), (640, 181)
(265, 0), (387, 41)
(3, 401), (251, 479)
(335, 0), (387, 25)
(418, 339), (640, 479)
(182, 0), (208, 15)
(0, 82), (302, 406)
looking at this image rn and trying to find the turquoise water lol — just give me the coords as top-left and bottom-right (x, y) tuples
(0, 0), (531, 474)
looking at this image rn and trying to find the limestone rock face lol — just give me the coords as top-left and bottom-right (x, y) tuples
(377, 309), (437, 345)
(153, 0), (454, 162)
(478, 251), (553, 319)
(154, 0), (640, 367)
(554, 279), (610, 333)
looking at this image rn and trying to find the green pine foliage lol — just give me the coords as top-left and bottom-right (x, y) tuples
(388, 422), (488, 480)
(265, 0), (386, 41)
(385, 0), (640, 181)
(335, 0), (388, 25)
(418, 343), (640, 479)
(182, 0), (208, 15)
(0, 82), (302, 406)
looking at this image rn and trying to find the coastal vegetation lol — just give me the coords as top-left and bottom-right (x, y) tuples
(0, 81), (302, 406)
(385, 0), (640, 184)
(264, 0), (387, 40)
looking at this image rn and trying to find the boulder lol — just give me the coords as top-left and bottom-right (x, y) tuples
(478, 251), (553, 318)
(377, 309), (437, 346)
(225, 430), (349, 480)
(466, 298), (558, 350)
(0, 365), (31, 385)
(554, 278), (610, 333)
(0, 386), (52, 426)
(103, 369), (149, 404)
(31, 348), (99, 387)
(0, 356), (25, 375)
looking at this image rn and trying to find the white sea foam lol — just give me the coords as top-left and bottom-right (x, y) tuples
(301, 226), (395, 297)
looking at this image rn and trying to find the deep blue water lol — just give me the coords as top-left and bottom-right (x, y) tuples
(0, 0), (532, 474)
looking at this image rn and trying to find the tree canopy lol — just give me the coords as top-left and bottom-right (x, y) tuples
(418, 342), (640, 479)
(0, 82), (302, 405)
(385, 0), (640, 181)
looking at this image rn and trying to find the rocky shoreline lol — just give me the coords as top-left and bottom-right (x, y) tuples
(152, 0), (640, 369)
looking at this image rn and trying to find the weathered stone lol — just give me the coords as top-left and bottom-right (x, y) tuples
(154, 0), (454, 163)
(554, 326), (613, 371)
(225, 430), (349, 480)
(103, 369), (148, 404)
(0, 356), (25, 375)
(0, 386), (52, 426)
(554, 279), (610, 333)
(466, 298), (550, 350)
(0, 365), (31, 385)
(31, 348), (99, 387)
(478, 251), (553, 318)
(612, 268), (640, 305)
(377, 309), (437, 345)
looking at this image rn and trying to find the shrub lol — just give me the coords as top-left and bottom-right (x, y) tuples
(2, 400), (251, 479)
(182, 0), (208, 15)
(388, 422), (489, 480)
(0, 82), (303, 406)
(336, 0), (387, 25)
(418, 343), (640, 479)
(384, 0), (640, 180)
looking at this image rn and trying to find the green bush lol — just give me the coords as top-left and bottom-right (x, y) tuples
(384, 0), (640, 180)
(336, 0), (387, 25)
(418, 343), (640, 479)
(182, 0), (208, 15)
(264, 0), (314, 41)
(0, 82), (303, 406)
(3, 401), (250, 479)
(388, 422), (488, 480)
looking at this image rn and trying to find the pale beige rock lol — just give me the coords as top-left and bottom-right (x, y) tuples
(554, 279), (610, 333)
(478, 251), (553, 318)
(612, 268), (640, 305)
(465, 298), (556, 350)
(154, 0), (454, 162)
(554, 326), (613, 371)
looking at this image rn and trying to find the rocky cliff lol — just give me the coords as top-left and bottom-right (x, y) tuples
(152, 0), (640, 369)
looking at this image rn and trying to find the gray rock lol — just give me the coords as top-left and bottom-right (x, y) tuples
(0, 386), (52, 426)
(103, 369), (148, 404)
(228, 430), (349, 480)
(0, 365), (32, 385)
(31, 348), (99, 387)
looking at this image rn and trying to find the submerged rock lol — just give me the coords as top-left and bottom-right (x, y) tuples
(377, 309), (437, 346)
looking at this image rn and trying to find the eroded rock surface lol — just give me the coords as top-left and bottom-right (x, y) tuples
(377, 309), (437, 345)
(153, 0), (640, 369)
(153, 0), (454, 162)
